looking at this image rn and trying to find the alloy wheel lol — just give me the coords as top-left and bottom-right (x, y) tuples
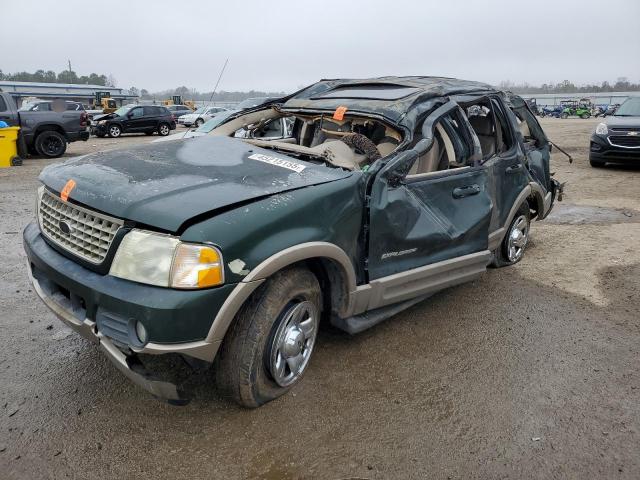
(268, 300), (319, 387)
(507, 214), (529, 262)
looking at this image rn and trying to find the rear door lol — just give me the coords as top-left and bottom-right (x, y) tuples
(367, 103), (492, 285)
(0, 95), (19, 127)
(461, 96), (530, 242)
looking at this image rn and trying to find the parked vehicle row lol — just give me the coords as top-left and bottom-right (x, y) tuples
(24, 76), (562, 407)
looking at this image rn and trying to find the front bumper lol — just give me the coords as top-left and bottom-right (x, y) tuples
(590, 133), (640, 163)
(23, 221), (235, 402)
(91, 123), (107, 136)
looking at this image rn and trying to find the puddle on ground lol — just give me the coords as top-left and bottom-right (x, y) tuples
(545, 204), (639, 225)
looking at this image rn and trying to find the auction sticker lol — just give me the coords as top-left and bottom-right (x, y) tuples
(248, 153), (306, 173)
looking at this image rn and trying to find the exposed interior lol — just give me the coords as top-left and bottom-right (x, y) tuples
(210, 107), (404, 170)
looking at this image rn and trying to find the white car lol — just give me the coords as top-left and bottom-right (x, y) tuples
(177, 106), (228, 127)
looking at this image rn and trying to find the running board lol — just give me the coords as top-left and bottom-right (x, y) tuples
(331, 295), (431, 334)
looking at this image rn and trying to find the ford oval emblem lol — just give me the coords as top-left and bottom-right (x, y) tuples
(59, 220), (73, 235)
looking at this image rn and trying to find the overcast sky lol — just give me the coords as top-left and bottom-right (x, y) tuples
(3, 0), (639, 93)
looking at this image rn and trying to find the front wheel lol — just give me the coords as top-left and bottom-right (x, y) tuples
(216, 266), (321, 408)
(560, 112), (569, 119)
(194, 118), (204, 127)
(158, 123), (171, 136)
(580, 113), (590, 119)
(34, 131), (67, 158)
(492, 203), (531, 267)
(108, 124), (121, 138)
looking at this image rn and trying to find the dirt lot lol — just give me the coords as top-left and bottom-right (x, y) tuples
(1, 120), (639, 479)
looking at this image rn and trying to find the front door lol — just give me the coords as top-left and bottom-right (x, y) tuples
(122, 106), (145, 132)
(367, 104), (493, 283)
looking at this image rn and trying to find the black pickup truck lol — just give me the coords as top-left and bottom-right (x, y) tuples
(0, 92), (89, 158)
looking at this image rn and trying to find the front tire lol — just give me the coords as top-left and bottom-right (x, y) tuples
(492, 203), (531, 267)
(108, 124), (122, 138)
(158, 123), (171, 136)
(194, 118), (204, 127)
(34, 131), (67, 158)
(216, 266), (321, 408)
(560, 112), (569, 119)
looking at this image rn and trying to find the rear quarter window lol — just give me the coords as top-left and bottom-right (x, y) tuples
(0, 97), (7, 112)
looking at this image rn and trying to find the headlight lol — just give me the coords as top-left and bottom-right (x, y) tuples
(595, 123), (608, 135)
(98, 120), (107, 125)
(109, 229), (224, 289)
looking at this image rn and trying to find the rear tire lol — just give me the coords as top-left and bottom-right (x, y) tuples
(34, 131), (67, 158)
(492, 203), (531, 268)
(158, 123), (171, 136)
(216, 266), (322, 408)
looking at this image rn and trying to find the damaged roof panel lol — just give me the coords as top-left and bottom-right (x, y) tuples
(283, 76), (495, 126)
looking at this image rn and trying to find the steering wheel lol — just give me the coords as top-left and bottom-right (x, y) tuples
(339, 133), (381, 162)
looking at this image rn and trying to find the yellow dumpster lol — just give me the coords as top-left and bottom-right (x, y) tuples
(0, 126), (21, 168)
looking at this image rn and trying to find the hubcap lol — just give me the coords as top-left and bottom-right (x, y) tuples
(160, 125), (169, 134)
(269, 300), (318, 387)
(110, 126), (120, 137)
(507, 214), (529, 262)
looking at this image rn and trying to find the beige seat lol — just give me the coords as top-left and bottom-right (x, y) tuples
(408, 138), (442, 175)
(469, 115), (496, 158)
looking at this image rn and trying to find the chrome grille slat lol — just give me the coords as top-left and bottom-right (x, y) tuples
(38, 189), (123, 264)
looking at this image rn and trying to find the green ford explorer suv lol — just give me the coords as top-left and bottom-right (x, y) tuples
(23, 77), (562, 407)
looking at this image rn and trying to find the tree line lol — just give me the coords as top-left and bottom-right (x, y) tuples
(498, 77), (640, 94)
(0, 69), (117, 87)
(3, 68), (638, 98)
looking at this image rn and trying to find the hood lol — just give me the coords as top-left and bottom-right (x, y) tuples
(180, 113), (202, 120)
(605, 115), (640, 128)
(92, 112), (118, 122)
(39, 136), (351, 232)
(152, 130), (205, 143)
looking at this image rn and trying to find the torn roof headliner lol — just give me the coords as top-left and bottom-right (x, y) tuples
(281, 76), (497, 129)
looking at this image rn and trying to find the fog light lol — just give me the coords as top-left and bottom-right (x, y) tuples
(590, 142), (601, 152)
(135, 321), (148, 344)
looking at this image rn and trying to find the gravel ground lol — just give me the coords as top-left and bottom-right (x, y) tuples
(0, 120), (638, 479)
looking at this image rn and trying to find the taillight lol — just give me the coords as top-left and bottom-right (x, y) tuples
(80, 112), (88, 127)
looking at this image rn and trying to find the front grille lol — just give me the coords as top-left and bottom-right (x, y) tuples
(38, 189), (123, 264)
(610, 126), (640, 132)
(609, 135), (640, 148)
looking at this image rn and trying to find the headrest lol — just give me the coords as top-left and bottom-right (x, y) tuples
(469, 115), (494, 136)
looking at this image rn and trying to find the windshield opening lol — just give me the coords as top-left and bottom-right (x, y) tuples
(113, 106), (133, 117)
(615, 97), (640, 117)
(208, 107), (403, 171)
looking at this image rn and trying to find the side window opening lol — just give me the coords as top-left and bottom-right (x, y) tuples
(407, 110), (474, 176)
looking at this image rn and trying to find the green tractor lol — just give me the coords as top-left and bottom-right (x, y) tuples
(560, 98), (592, 119)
